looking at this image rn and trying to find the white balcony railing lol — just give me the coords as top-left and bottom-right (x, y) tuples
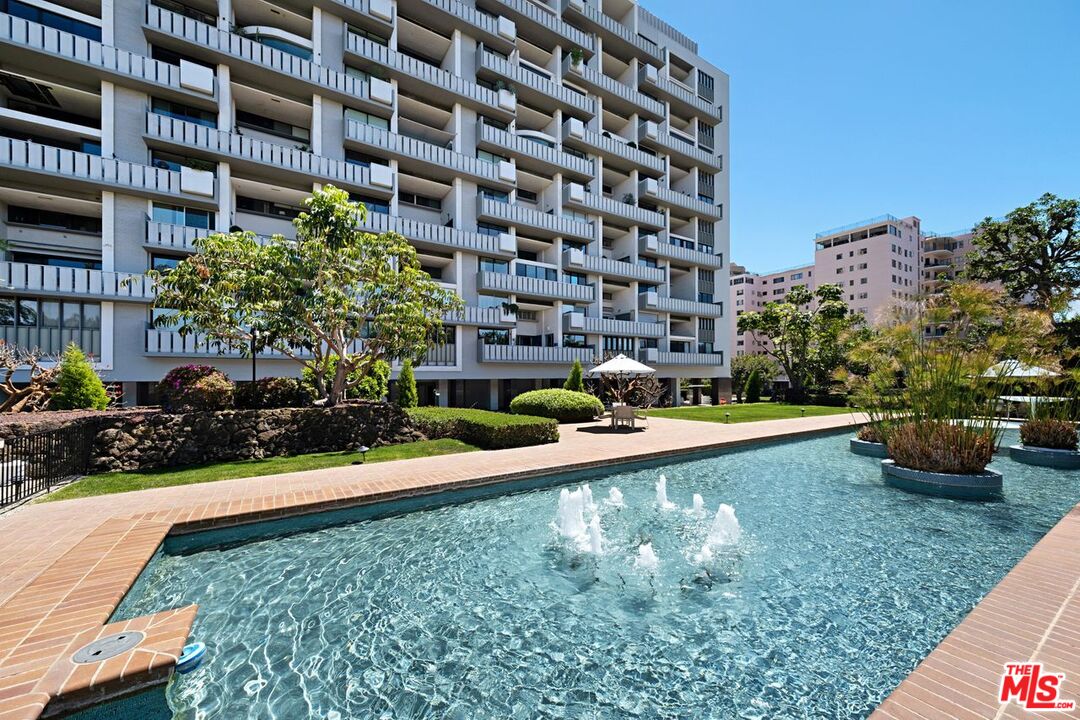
(478, 341), (595, 364)
(477, 270), (596, 303)
(1, 261), (156, 302)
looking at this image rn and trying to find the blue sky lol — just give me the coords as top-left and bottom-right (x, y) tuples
(640, 0), (1080, 272)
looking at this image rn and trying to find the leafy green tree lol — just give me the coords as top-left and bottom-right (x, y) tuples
(743, 369), (763, 403)
(730, 354), (776, 403)
(563, 358), (585, 392)
(52, 343), (108, 410)
(396, 359), (418, 408)
(966, 193), (1080, 311)
(149, 186), (462, 406)
(736, 284), (862, 403)
(355, 359), (390, 400)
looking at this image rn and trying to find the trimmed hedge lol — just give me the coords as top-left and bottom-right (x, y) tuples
(158, 365), (233, 412)
(509, 389), (604, 423)
(407, 407), (558, 449)
(234, 377), (313, 409)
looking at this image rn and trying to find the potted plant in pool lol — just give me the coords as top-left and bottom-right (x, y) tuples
(1011, 418), (1080, 469)
(850, 424), (888, 458)
(844, 282), (1055, 499)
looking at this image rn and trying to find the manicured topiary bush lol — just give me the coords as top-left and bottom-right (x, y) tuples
(158, 364), (234, 412)
(52, 343), (109, 410)
(397, 359), (418, 408)
(563, 359), (585, 392)
(1020, 418), (1078, 450)
(234, 377), (312, 409)
(509, 388), (603, 423)
(407, 407), (558, 449)
(743, 369), (763, 404)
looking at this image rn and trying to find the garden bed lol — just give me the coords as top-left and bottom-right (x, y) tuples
(881, 460), (1003, 500)
(1008, 444), (1080, 469)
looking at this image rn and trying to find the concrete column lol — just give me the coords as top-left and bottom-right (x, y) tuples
(217, 162), (232, 229)
(488, 379), (499, 411)
(311, 95), (323, 156)
(668, 377), (682, 407)
(216, 64), (231, 130)
(100, 81), (114, 158)
(217, 0), (231, 31)
(437, 379), (449, 407)
(100, 192), (115, 272)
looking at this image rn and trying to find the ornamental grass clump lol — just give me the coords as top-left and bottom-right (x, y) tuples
(887, 421), (995, 475)
(855, 424), (884, 444)
(1020, 418), (1079, 451)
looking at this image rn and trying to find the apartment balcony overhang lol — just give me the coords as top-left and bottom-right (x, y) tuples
(360, 212), (517, 258)
(476, 47), (594, 117)
(347, 35), (513, 120)
(562, 58), (664, 121)
(145, 6), (391, 114)
(562, 311), (665, 339)
(399, 0), (516, 53)
(637, 120), (722, 173)
(638, 178), (723, 220)
(487, 0), (594, 59)
(145, 113), (395, 198)
(145, 329), (306, 358)
(345, 120), (515, 188)
(637, 290), (724, 318)
(0, 13), (218, 103)
(476, 270), (596, 303)
(318, 0), (394, 35)
(448, 305), (517, 328)
(638, 348), (725, 367)
(637, 232), (724, 269)
(637, 64), (723, 124)
(562, 0), (662, 64)
(560, 118), (664, 176)
(476, 196), (594, 241)
(478, 124), (593, 181)
(561, 248), (665, 284)
(1, 261), (156, 303)
(561, 183), (664, 229)
(477, 340), (595, 364)
(0, 137), (217, 205)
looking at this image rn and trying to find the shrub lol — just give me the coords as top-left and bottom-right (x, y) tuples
(158, 365), (234, 412)
(234, 377), (312, 409)
(302, 357), (390, 401)
(407, 407), (558, 449)
(52, 343), (108, 410)
(743, 369), (763, 404)
(563, 359), (585, 392)
(509, 389), (604, 423)
(1020, 418), (1078, 450)
(856, 424), (884, 444)
(887, 421), (995, 474)
(397, 359), (418, 408)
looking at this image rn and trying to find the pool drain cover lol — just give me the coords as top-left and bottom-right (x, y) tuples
(72, 631), (145, 664)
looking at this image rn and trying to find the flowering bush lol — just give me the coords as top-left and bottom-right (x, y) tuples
(1020, 418), (1078, 450)
(157, 365), (234, 412)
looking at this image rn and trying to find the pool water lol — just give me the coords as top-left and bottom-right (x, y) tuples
(118, 431), (1080, 719)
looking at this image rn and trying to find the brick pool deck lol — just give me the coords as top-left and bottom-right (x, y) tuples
(0, 412), (1076, 719)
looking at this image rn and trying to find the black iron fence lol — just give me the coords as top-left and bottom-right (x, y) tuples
(0, 423), (95, 509)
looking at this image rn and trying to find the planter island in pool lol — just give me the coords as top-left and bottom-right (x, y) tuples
(849, 438), (888, 458)
(1009, 444), (1080, 470)
(881, 459), (1003, 500)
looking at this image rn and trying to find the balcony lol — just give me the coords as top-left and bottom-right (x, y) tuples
(448, 306), (516, 327)
(478, 123), (592, 180)
(1, 261), (155, 302)
(476, 47), (593, 116)
(412, 0), (516, 51)
(0, 137), (211, 202)
(563, 59), (663, 121)
(638, 233), (724, 269)
(146, 113), (394, 195)
(476, 196), (593, 241)
(638, 120), (722, 173)
(562, 183), (665, 229)
(637, 290), (723, 318)
(639, 348), (725, 366)
(638, 178), (723, 220)
(346, 120), (514, 186)
(325, 0), (394, 28)
(561, 248), (665, 284)
(562, 0), (661, 63)
(478, 341), (594, 364)
(145, 220), (212, 252)
(476, 270), (595, 303)
(561, 118), (664, 175)
(359, 212), (516, 257)
(0, 13), (216, 99)
(638, 64), (723, 123)
(348, 35), (510, 118)
(0, 326), (100, 358)
(487, 0), (593, 55)
(145, 6), (389, 111)
(146, 329), (300, 357)
(562, 312), (665, 339)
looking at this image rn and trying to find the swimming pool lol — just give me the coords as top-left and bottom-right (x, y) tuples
(117, 430), (1079, 719)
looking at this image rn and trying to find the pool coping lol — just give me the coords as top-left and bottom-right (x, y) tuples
(1, 412), (1076, 719)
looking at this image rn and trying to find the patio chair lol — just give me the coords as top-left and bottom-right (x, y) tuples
(612, 404), (637, 429)
(633, 407), (650, 429)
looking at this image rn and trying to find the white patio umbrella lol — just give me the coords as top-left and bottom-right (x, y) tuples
(981, 361), (1059, 379)
(588, 354), (656, 376)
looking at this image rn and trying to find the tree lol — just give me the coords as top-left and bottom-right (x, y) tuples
(730, 354), (776, 403)
(397, 359), (417, 408)
(53, 343), (108, 410)
(736, 284), (863, 403)
(150, 186), (462, 406)
(965, 193), (1080, 312)
(563, 358), (585, 392)
(744, 369), (763, 403)
(0, 345), (58, 413)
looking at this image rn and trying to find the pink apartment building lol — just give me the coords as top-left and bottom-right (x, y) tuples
(730, 262), (815, 357)
(921, 230), (976, 294)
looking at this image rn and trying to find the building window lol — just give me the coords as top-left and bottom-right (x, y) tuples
(236, 196), (302, 219)
(7, 205), (101, 234)
(344, 108), (390, 130)
(10, 252), (101, 269)
(151, 203), (213, 230)
(151, 98), (217, 128)
(0, 0), (100, 40)
(479, 257), (509, 274)
(477, 222), (509, 237)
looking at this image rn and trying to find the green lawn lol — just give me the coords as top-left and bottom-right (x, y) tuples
(40, 438), (480, 503)
(648, 402), (851, 424)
